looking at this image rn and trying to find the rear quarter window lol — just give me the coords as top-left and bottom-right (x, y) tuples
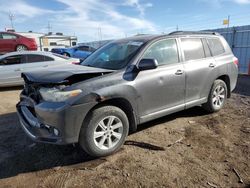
(207, 38), (225, 56)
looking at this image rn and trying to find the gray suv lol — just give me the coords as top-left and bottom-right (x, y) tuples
(16, 31), (238, 157)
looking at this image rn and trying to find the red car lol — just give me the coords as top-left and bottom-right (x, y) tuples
(0, 32), (37, 54)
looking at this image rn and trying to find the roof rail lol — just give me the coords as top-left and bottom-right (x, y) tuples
(168, 31), (220, 36)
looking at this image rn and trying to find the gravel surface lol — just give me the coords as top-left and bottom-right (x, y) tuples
(0, 76), (249, 188)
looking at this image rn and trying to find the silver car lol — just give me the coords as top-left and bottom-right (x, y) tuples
(0, 51), (79, 87)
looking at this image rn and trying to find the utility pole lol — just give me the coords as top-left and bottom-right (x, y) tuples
(9, 12), (14, 29)
(97, 27), (102, 46)
(47, 22), (52, 33)
(227, 15), (230, 28)
(176, 25), (179, 31)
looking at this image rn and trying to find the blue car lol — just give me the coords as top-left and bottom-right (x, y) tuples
(51, 45), (96, 60)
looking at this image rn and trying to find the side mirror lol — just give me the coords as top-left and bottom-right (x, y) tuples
(137, 59), (158, 71)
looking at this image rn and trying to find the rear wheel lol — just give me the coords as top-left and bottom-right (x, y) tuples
(62, 52), (70, 57)
(202, 79), (227, 113)
(79, 106), (129, 157)
(16, 45), (27, 51)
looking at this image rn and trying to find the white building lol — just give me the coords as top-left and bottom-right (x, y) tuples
(17, 31), (77, 51)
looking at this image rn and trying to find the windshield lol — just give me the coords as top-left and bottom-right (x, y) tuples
(81, 40), (144, 70)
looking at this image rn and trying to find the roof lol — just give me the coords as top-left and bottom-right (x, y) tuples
(113, 31), (222, 44)
(0, 51), (55, 58)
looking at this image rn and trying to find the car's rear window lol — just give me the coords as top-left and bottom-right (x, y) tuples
(207, 38), (225, 56)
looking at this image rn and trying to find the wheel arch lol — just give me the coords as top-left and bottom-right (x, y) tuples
(216, 75), (231, 98)
(16, 44), (27, 51)
(83, 97), (138, 133)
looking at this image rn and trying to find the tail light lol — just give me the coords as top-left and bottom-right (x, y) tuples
(71, 62), (80, 65)
(233, 57), (239, 66)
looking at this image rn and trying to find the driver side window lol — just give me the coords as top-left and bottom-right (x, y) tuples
(0, 55), (23, 65)
(142, 39), (179, 65)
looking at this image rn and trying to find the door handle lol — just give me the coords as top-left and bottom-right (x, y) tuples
(175, 70), (184, 75)
(209, 63), (216, 68)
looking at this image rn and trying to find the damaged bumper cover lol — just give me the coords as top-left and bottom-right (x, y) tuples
(16, 93), (97, 144)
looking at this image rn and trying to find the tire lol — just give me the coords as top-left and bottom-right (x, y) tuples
(62, 52), (70, 57)
(79, 106), (129, 157)
(202, 79), (228, 113)
(16, 45), (27, 51)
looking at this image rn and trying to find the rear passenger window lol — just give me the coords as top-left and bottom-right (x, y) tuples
(26, 55), (53, 63)
(142, 39), (179, 65)
(181, 38), (205, 61)
(44, 56), (54, 61)
(26, 55), (44, 63)
(207, 38), (225, 56)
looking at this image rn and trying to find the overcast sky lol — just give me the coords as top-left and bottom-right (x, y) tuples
(0, 0), (250, 42)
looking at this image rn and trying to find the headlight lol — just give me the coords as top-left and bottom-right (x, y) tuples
(39, 87), (82, 102)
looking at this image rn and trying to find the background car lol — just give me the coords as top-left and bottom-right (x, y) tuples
(0, 32), (37, 54)
(51, 45), (96, 60)
(0, 51), (79, 87)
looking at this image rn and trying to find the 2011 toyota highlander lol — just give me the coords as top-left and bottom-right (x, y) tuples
(16, 31), (238, 157)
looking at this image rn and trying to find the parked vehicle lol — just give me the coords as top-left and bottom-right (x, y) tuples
(0, 51), (79, 87)
(17, 32), (238, 157)
(0, 32), (37, 54)
(51, 45), (96, 59)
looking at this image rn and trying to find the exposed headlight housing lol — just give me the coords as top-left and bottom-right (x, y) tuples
(39, 87), (82, 102)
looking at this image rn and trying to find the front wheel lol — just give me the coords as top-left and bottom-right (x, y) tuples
(79, 106), (129, 157)
(202, 79), (228, 113)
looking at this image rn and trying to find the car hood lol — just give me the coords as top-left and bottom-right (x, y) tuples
(22, 64), (114, 84)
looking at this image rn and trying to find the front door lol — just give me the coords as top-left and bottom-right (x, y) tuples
(134, 38), (185, 120)
(0, 55), (25, 86)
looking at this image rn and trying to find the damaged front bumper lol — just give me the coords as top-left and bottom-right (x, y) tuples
(16, 93), (97, 145)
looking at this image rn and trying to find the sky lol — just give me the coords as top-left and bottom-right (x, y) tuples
(0, 0), (250, 42)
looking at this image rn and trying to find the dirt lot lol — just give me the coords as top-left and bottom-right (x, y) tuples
(0, 76), (249, 188)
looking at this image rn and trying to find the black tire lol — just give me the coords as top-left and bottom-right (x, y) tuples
(79, 106), (129, 157)
(202, 79), (228, 113)
(62, 52), (70, 57)
(16, 45), (27, 51)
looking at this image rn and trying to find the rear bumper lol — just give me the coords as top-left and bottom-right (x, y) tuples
(16, 94), (97, 145)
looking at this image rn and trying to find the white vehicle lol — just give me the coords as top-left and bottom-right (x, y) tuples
(0, 51), (79, 87)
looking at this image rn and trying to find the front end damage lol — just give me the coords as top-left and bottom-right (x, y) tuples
(16, 68), (112, 144)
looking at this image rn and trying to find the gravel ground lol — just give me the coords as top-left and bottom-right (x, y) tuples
(0, 76), (249, 188)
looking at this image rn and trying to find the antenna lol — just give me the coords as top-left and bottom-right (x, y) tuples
(9, 11), (14, 29)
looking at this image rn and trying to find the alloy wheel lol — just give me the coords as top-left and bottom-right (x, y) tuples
(212, 85), (226, 108)
(16, 45), (27, 51)
(93, 116), (123, 150)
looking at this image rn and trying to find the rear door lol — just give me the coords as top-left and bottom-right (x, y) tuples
(0, 33), (17, 52)
(73, 46), (91, 59)
(180, 37), (217, 107)
(0, 55), (25, 85)
(0, 33), (4, 53)
(22, 54), (56, 71)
